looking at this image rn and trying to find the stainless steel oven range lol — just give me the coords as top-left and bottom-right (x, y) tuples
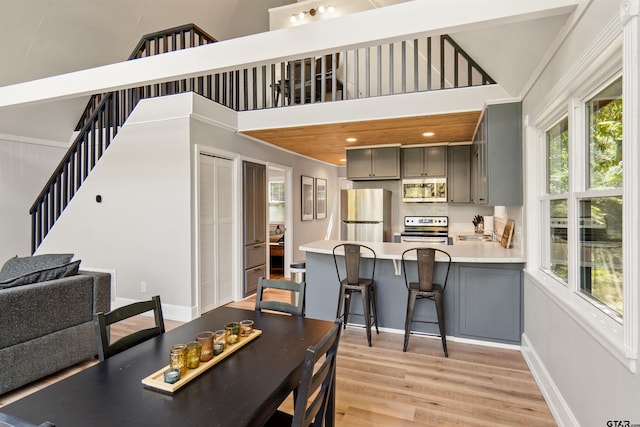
(400, 216), (451, 244)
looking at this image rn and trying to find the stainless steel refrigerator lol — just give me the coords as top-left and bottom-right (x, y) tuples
(340, 189), (392, 242)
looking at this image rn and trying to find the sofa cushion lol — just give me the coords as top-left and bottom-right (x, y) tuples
(0, 254), (77, 289)
(0, 260), (81, 290)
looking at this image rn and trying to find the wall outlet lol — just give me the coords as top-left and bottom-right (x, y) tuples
(141, 282), (147, 293)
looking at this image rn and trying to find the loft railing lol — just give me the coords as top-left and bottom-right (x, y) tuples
(30, 26), (494, 252)
(211, 34), (495, 110)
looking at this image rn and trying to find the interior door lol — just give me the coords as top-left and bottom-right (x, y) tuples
(199, 154), (234, 313)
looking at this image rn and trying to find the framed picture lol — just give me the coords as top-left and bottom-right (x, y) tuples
(315, 178), (327, 219)
(301, 175), (314, 221)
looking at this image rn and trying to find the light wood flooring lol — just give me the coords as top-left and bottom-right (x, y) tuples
(1, 291), (556, 426)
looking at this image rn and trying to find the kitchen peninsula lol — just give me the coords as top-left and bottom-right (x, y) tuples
(300, 239), (525, 345)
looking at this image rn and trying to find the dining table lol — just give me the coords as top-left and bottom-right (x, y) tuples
(1, 306), (335, 427)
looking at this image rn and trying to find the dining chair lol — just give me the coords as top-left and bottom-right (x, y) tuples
(401, 247), (452, 357)
(263, 319), (342, 427)
(93, 295), (165, 361)
(333, 243), (379, 346)
(0, 412), (54, 427)
(255, 277), (305, 316)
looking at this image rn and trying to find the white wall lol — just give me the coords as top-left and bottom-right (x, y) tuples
(34, 93), (340, 321)
(521, 0), (640, 424)
(36, 94), (194, 320)
(0, 137), (67, 262)
(190, 95), (340, 265)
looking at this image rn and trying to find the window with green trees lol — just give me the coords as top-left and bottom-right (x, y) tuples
(540, 76), (623, 320)
(580, 77), (623, 318)
(544, 118), (569, 282)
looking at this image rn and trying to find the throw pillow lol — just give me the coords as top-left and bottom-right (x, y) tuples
(0, 259), (81, 290)
(0, 253), (74, 282)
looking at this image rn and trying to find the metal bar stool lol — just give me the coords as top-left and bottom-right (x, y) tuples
(333, 243), (379, 346)
(401, 247), (451, 357)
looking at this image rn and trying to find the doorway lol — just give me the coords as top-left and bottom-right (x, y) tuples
(267, 164), (291, 279)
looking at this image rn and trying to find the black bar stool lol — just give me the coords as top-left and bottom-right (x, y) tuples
(401, 247), (451, 357)
(333, 243), (379, 346)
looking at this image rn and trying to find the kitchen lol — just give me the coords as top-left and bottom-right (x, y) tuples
(301, 100), (525, 347)
(338, 101), (522, 248)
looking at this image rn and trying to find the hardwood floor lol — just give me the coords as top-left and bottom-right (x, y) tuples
(1, 291), (556, 426)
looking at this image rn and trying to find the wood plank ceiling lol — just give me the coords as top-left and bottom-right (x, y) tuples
(241, 111), (481, 165)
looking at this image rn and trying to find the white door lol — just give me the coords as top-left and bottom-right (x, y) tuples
(199, 154), (234, 313)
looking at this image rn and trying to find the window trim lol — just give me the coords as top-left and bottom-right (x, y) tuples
(531, 35), (636, 371)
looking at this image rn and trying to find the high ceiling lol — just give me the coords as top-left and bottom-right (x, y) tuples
(0, 1), (573, 165)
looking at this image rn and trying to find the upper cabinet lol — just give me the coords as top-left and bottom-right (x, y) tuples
(447, 145), (471, 204)
(346, 146), (400, 180)
(401, 145), (447, 178)
(472, 102), (522, 206)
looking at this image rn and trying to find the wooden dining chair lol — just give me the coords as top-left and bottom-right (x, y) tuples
(255, 277), (305, 316)
(263, 319), (342, 427)
(401, 247), (451, 357)
(93, 295), (165, 361)
(0, 412), (55, 427)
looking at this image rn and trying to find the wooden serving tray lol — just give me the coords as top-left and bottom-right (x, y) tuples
(142, 329), (262, 394)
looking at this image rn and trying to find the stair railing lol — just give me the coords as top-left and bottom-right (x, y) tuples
(30, 24), (217, 252)
(31, 26), (494, 252)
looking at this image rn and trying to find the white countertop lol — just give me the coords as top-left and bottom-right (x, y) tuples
(300, 239), (525, 264)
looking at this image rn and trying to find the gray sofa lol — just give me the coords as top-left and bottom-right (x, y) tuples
(0, 270), (111, 395)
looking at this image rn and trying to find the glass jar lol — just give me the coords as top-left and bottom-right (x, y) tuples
(225, 322), (239, 345)
(240, 320), (254, 337)
(186, 341), (202, 369)
(214, 330), (226, 355)
(196, 331), (214, 362)
(169, 344), (187, 377)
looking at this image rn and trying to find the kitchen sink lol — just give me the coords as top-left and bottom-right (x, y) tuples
(457, 234), (492, 242)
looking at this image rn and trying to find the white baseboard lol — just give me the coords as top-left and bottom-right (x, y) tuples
(346, 322), (521, 351)
(521, 333), (579, 427)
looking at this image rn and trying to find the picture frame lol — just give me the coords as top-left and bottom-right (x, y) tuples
(301, 175), (314, 221)
(315, 178), (327, 219)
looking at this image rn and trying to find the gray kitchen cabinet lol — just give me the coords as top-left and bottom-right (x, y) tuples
(243, 161), (266, 296)
(447, 145), (471, 203)
(472, 102), (522, 206)
(402, 145), (447, 178)
(303, 251), (525, 345)
(457, 264), (523, 344)
(346, 146), (400, 180)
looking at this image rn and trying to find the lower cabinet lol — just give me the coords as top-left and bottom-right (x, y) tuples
(244, 242), (266, 296)
(244, 264), (265, 296)
(457, 264), (523, 344)
(302, 252), (524, 345)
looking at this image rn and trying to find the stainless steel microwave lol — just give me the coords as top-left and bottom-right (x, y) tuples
(402, 178), (447, 202)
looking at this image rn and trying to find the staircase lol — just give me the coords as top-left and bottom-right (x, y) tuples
(30, 24), (495, 253)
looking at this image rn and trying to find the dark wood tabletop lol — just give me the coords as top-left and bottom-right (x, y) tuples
(2, 306), (334, 427)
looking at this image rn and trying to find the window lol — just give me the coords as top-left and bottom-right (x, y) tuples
(586, 77), (623, 190)
(579, 77), (623, 318)
(269, 181), (285, 223)
(543, 118), (569, 282)
(540, 76), (623, 321)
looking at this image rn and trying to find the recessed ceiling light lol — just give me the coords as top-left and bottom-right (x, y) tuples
(422, 132), (435, 137)
(346, 137), (357, 142)
(339, 158), (346, 162)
